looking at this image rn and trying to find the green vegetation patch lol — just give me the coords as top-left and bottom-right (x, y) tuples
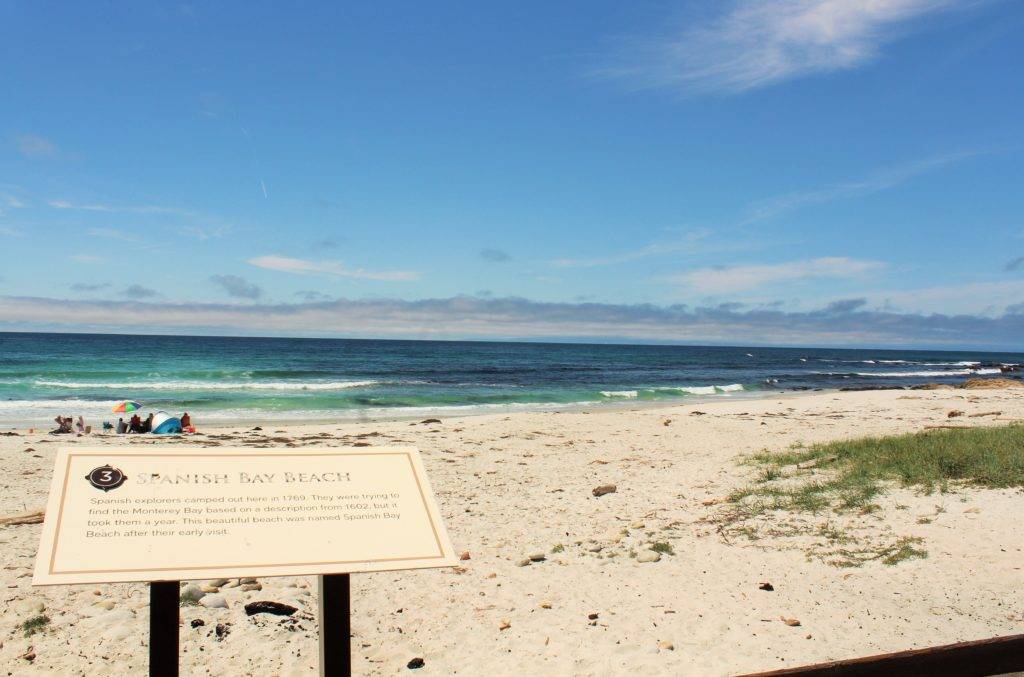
(717, 424), (1024, 566)
(735, 424), (1024, 515)
(22, 614), (50, 637)
(649, 541), (675, 555)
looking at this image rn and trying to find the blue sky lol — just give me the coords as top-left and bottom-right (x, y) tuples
(1, 1), (1022, 348)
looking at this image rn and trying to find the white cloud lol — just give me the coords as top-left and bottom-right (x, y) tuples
(0, 226), (24, 237)
(247, 255), (419, 282)
(601, 0), (963, 95)
(14, 133), (58, 158)
(4, 196), (26, 209)
(49, 199), (185, 215)
(70, 254), (103, 264)
(179, 225), (231, 240)
(672, 257), (884, 294)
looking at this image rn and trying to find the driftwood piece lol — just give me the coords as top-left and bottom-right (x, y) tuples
(968, 411), (1002, 418)
(0, 508), (45, 526)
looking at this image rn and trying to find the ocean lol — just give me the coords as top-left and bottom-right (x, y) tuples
(1, 332), (1021, 428)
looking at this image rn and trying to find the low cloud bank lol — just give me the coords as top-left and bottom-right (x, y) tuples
(0, 294), (1021, 349)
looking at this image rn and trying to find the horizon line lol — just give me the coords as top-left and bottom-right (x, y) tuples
(0, 328), (1018, 356)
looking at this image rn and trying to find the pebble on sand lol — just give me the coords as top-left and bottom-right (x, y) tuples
(407, 657), (425, 669)
(636, 550), (661, 563)
(199, 594), (228, 609)
(180, 584), (206, 604)
(592, 484), (617, 497)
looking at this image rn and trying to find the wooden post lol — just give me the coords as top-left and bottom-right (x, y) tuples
(149, 581), (180, 677)
(318, 574), (352, 677)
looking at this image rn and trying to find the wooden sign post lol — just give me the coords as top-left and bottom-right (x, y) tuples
(33, 447), (456, 677)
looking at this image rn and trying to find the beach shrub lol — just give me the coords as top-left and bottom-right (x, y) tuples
(649, 541), (674, 555)
(22, 614), (50, 637)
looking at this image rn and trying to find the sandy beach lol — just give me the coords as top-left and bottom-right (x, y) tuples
(2, 387), (1023, 675)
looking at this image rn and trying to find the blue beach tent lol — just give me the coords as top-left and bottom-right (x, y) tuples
(150, 411), (182, 435)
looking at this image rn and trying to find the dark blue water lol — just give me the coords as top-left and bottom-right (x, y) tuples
(1, 332), (1021, 426)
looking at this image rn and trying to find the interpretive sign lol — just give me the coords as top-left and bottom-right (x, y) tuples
(33, 446), (456, 585)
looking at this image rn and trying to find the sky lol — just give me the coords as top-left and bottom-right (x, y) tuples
(1, 1), (1023, 349)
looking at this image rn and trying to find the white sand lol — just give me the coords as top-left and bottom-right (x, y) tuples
(2, 388), (1023, 675)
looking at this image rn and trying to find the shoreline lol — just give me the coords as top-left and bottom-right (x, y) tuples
(5, 374), (1020, 431)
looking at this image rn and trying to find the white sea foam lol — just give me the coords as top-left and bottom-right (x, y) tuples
(0, 399), (116, 410)
(656, 384), (745, 395)
(853, 369), (1000, 378)
(33, 379), (379, 391)
(600, 390), (638, 398)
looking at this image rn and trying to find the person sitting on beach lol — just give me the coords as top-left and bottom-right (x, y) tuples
(52, 415), (73, 434)
(180, 412), (191, 430)
(129, 414), (142, 434)
(141, 413), (154, 434)
(116, 418), (127, 434)
(76, 416), (86, 434)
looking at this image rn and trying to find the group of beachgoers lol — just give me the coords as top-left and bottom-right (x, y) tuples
(50, 411), (192, 435)
(51, 415), (87, 435)
(112, 411), (191, 434)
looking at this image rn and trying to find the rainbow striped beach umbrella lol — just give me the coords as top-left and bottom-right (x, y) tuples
(112, 400), (143, 414)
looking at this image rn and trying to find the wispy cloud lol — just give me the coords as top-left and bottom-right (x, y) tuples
(179, 225), (231, 240)
(866, 279), (1024, 316)
(0, 226), (25, 237)
(600, 0), (965, 95)
(671, 257), (884, 294)
(210, 274), (263, 300)
(295, 290), (334, 302)
(14, 133), (58, 158)
(122, 284), (158, 298)
(87, 227), (135, 241)
(69, 282), (111, 292)
(480, 248), (512, 263)
(311, 238), (344, 250)
(49, 199), (185, 215)
(0, 293), (1020, 349)
(70, 254), (103, 264)
(248, 255), (419, 282)
(743, 150), (988, 224)
(552, 229), (715, 268)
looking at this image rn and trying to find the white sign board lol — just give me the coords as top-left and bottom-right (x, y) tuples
(33, 447), (456, 585)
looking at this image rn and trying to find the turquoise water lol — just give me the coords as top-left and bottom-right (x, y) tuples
(1, 332), (1021, 427)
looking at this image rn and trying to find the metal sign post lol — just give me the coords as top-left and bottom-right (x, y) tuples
(149, 581), (180, 677)
(318, 574), (352, 677)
